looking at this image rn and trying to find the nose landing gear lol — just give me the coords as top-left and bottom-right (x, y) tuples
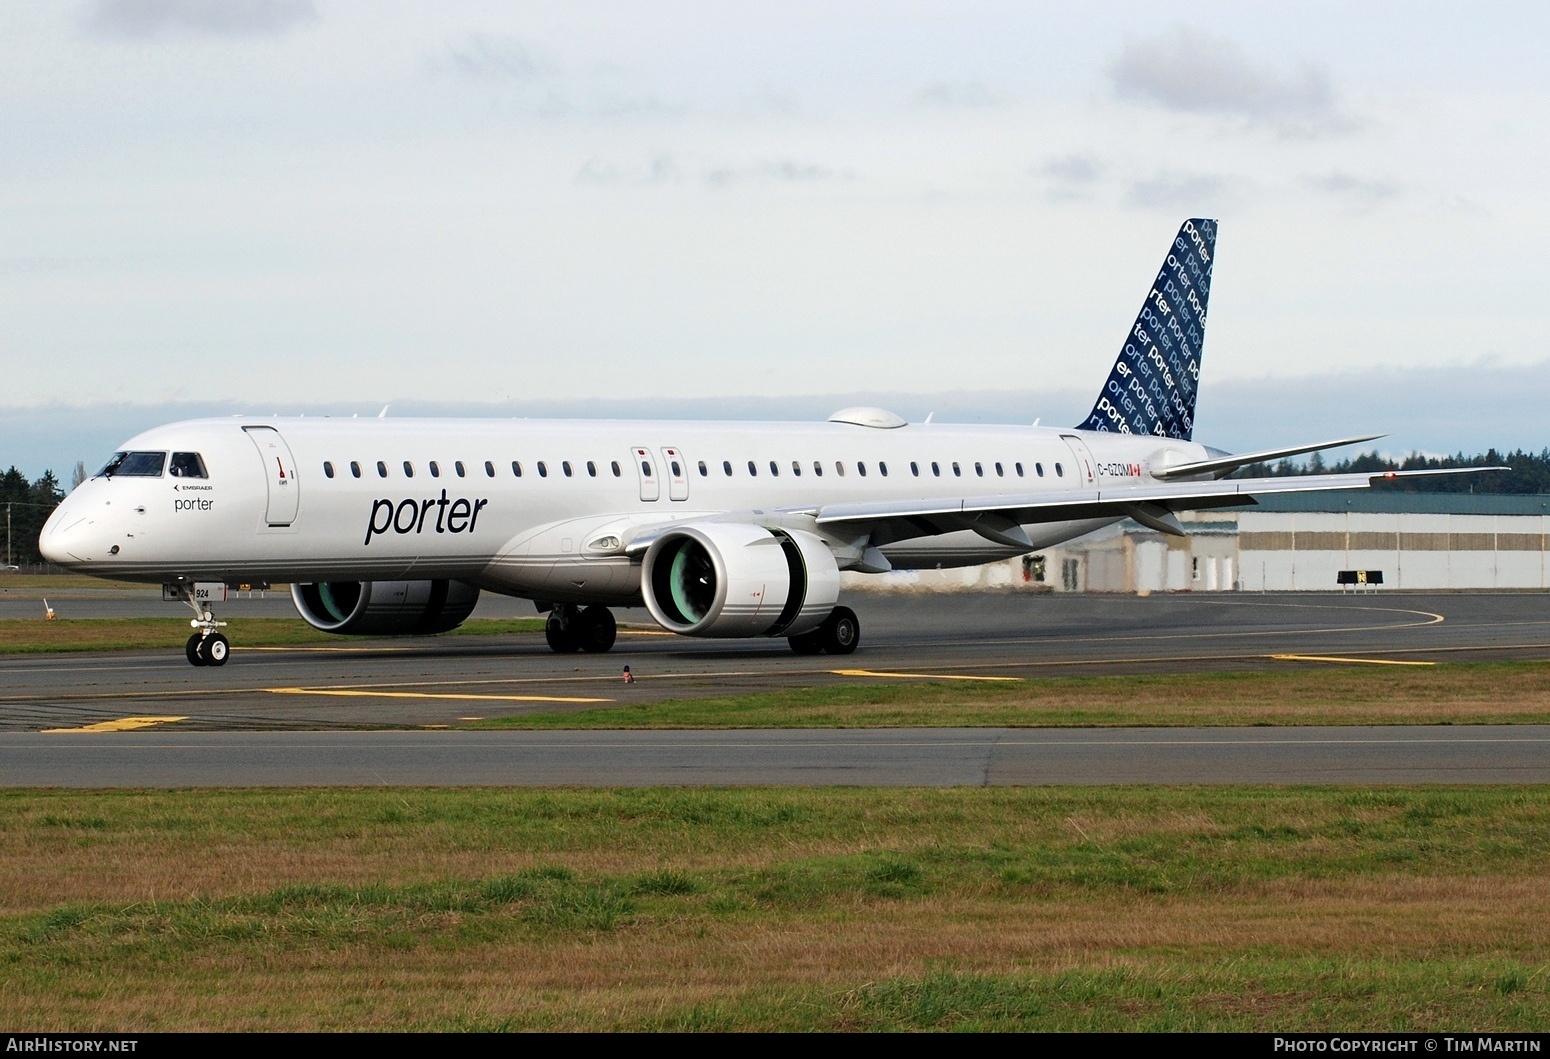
(172, 582), (231, 667)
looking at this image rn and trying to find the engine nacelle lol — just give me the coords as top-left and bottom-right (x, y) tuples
(290, 580), (480, 635)
(641, 523), (840, 638)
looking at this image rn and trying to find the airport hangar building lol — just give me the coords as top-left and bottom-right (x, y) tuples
(841, 493), (1550, 594)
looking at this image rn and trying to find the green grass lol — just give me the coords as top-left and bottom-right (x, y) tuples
(464, 659), (1550, 728)
(3, 786), (1550, 1030)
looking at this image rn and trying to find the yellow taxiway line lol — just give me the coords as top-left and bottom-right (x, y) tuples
(831, 669), (1021, 682)
(43, 716), (188, 733)
(1270, 654), (1436, 667)
(263, 687), (612, 704)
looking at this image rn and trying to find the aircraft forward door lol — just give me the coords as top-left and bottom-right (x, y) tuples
(631, 447), (660, 502)
(1060, 434), (1097, 486)
(660, 447), (689, 501)
(244, 426), (300, 526)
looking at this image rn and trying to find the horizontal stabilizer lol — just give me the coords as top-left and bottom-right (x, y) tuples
(1151, 434), (1385, 481)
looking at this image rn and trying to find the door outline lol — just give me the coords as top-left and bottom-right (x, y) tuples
(243, 426), (300, 526)
(660, 447), (689, 501)
(631, 447), (660, 502)
(1059, 434), (1097, 486)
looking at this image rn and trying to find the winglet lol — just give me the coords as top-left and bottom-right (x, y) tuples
(1079, 218), (1217, 440)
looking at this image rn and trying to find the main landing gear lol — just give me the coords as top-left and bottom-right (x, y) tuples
(545, 604), (618, 654)
(174, 583), (230, 668)
(787, 605), (860, 656)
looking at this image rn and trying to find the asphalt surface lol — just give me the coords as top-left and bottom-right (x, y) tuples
(5, 726), (1549, 787)
(2, 590), (1548, 731)
(2, 589), (1547, 786)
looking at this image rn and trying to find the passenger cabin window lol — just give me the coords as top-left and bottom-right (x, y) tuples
(456, 461), (466, 477)
(769, 461), (779, 477)
(910, 462), (919, 476)
(403, 461), (414, 478)
(98, 451), (166, 478)
(1035, 463), (1044, 477)
(512, 461), (523, 477)
(671, 460), (682, 477)
(995, 462), (1004, 477)
(323, 461), (335, 479)
(538, 461), (549, 478)
(747, 461), (757, 477)
(169, 452), (208, 479)
(879, 462), (888, 476)
(931, 462), (940, 477)
(974, 462), (983, 477)
(723, 461), (732, 476)
(589, 461), (599, 477)
(612, 461), (622, 477)
(377, 461), (388, 478)
(791, 461), (801, 476)
(1015, 462), (1023, 477)
(485, 461), (495, 477)
(698, 461), (707, 477)
(952, 462), (961, 477)
(813, 461), (823, 477)
(1055, 463), (1064, 477)
(857, 462), (867, 477)
(429, 461), (440, 478)
(562, 461), (573, 477)
(836, 462), (846, 477)
(350, 461), (362, 478)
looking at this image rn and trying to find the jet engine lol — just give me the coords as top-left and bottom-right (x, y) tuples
(290, 579), (480, 635)
(641, 523), (840, 638)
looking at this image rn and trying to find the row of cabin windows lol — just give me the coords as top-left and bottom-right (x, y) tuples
(321, 459), (627, 480)
(320, 457), (1066, 481)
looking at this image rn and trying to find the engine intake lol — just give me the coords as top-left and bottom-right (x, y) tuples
(642, 523), (839, 638)
(290, 580), (480, 635)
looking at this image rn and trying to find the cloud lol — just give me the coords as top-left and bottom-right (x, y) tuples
(1108, 26), (1354, 137)
(1127, 171), (1237, 210)
(1303, 172), (1401, 211)
(703, 160), (848, 187)
(915, 81), (996, 108)
(1041, 155), (1105, 201)
(441, 32), (542, 81)
(575, 155), (683, 186)
(86, 0), (317, 38)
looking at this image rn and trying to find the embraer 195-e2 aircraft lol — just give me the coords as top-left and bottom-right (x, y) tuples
(40, 219), (1483, 667)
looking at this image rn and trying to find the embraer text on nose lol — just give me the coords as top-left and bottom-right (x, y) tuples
(364, 490), (489, 545)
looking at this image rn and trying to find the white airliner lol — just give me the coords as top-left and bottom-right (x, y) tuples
(39, 219), (1483, 666)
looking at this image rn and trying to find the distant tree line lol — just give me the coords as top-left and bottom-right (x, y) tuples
(1, 467), (65, 566)
(1232, 448), (1550, 494)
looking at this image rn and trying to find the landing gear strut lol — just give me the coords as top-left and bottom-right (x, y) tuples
(174, 582), (230, 667)
(788, 605), (859, 656)
(545, 604), (617, 654)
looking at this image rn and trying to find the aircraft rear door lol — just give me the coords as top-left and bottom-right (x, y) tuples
(660, 447), (689, 501)
(1059, 434), (1097, 486)
(632, 447), (660, 501)
(244, 426), (300, 526)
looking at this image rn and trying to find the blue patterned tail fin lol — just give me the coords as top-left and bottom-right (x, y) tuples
(1079, 218), (1217, 441)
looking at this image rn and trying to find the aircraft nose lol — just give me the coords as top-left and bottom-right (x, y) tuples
(39, 500), (96, 568)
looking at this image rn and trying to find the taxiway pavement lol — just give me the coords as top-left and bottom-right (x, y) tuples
(0, 590), (1546, 735)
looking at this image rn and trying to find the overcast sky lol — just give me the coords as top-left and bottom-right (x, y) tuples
(3, 2), (1549, 476)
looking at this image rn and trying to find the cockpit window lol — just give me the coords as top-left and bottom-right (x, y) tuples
(97, 451), (166, 478)
(169, 452), (208, 479)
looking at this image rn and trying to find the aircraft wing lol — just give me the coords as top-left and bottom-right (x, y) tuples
(808, 466), (1506, 542)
